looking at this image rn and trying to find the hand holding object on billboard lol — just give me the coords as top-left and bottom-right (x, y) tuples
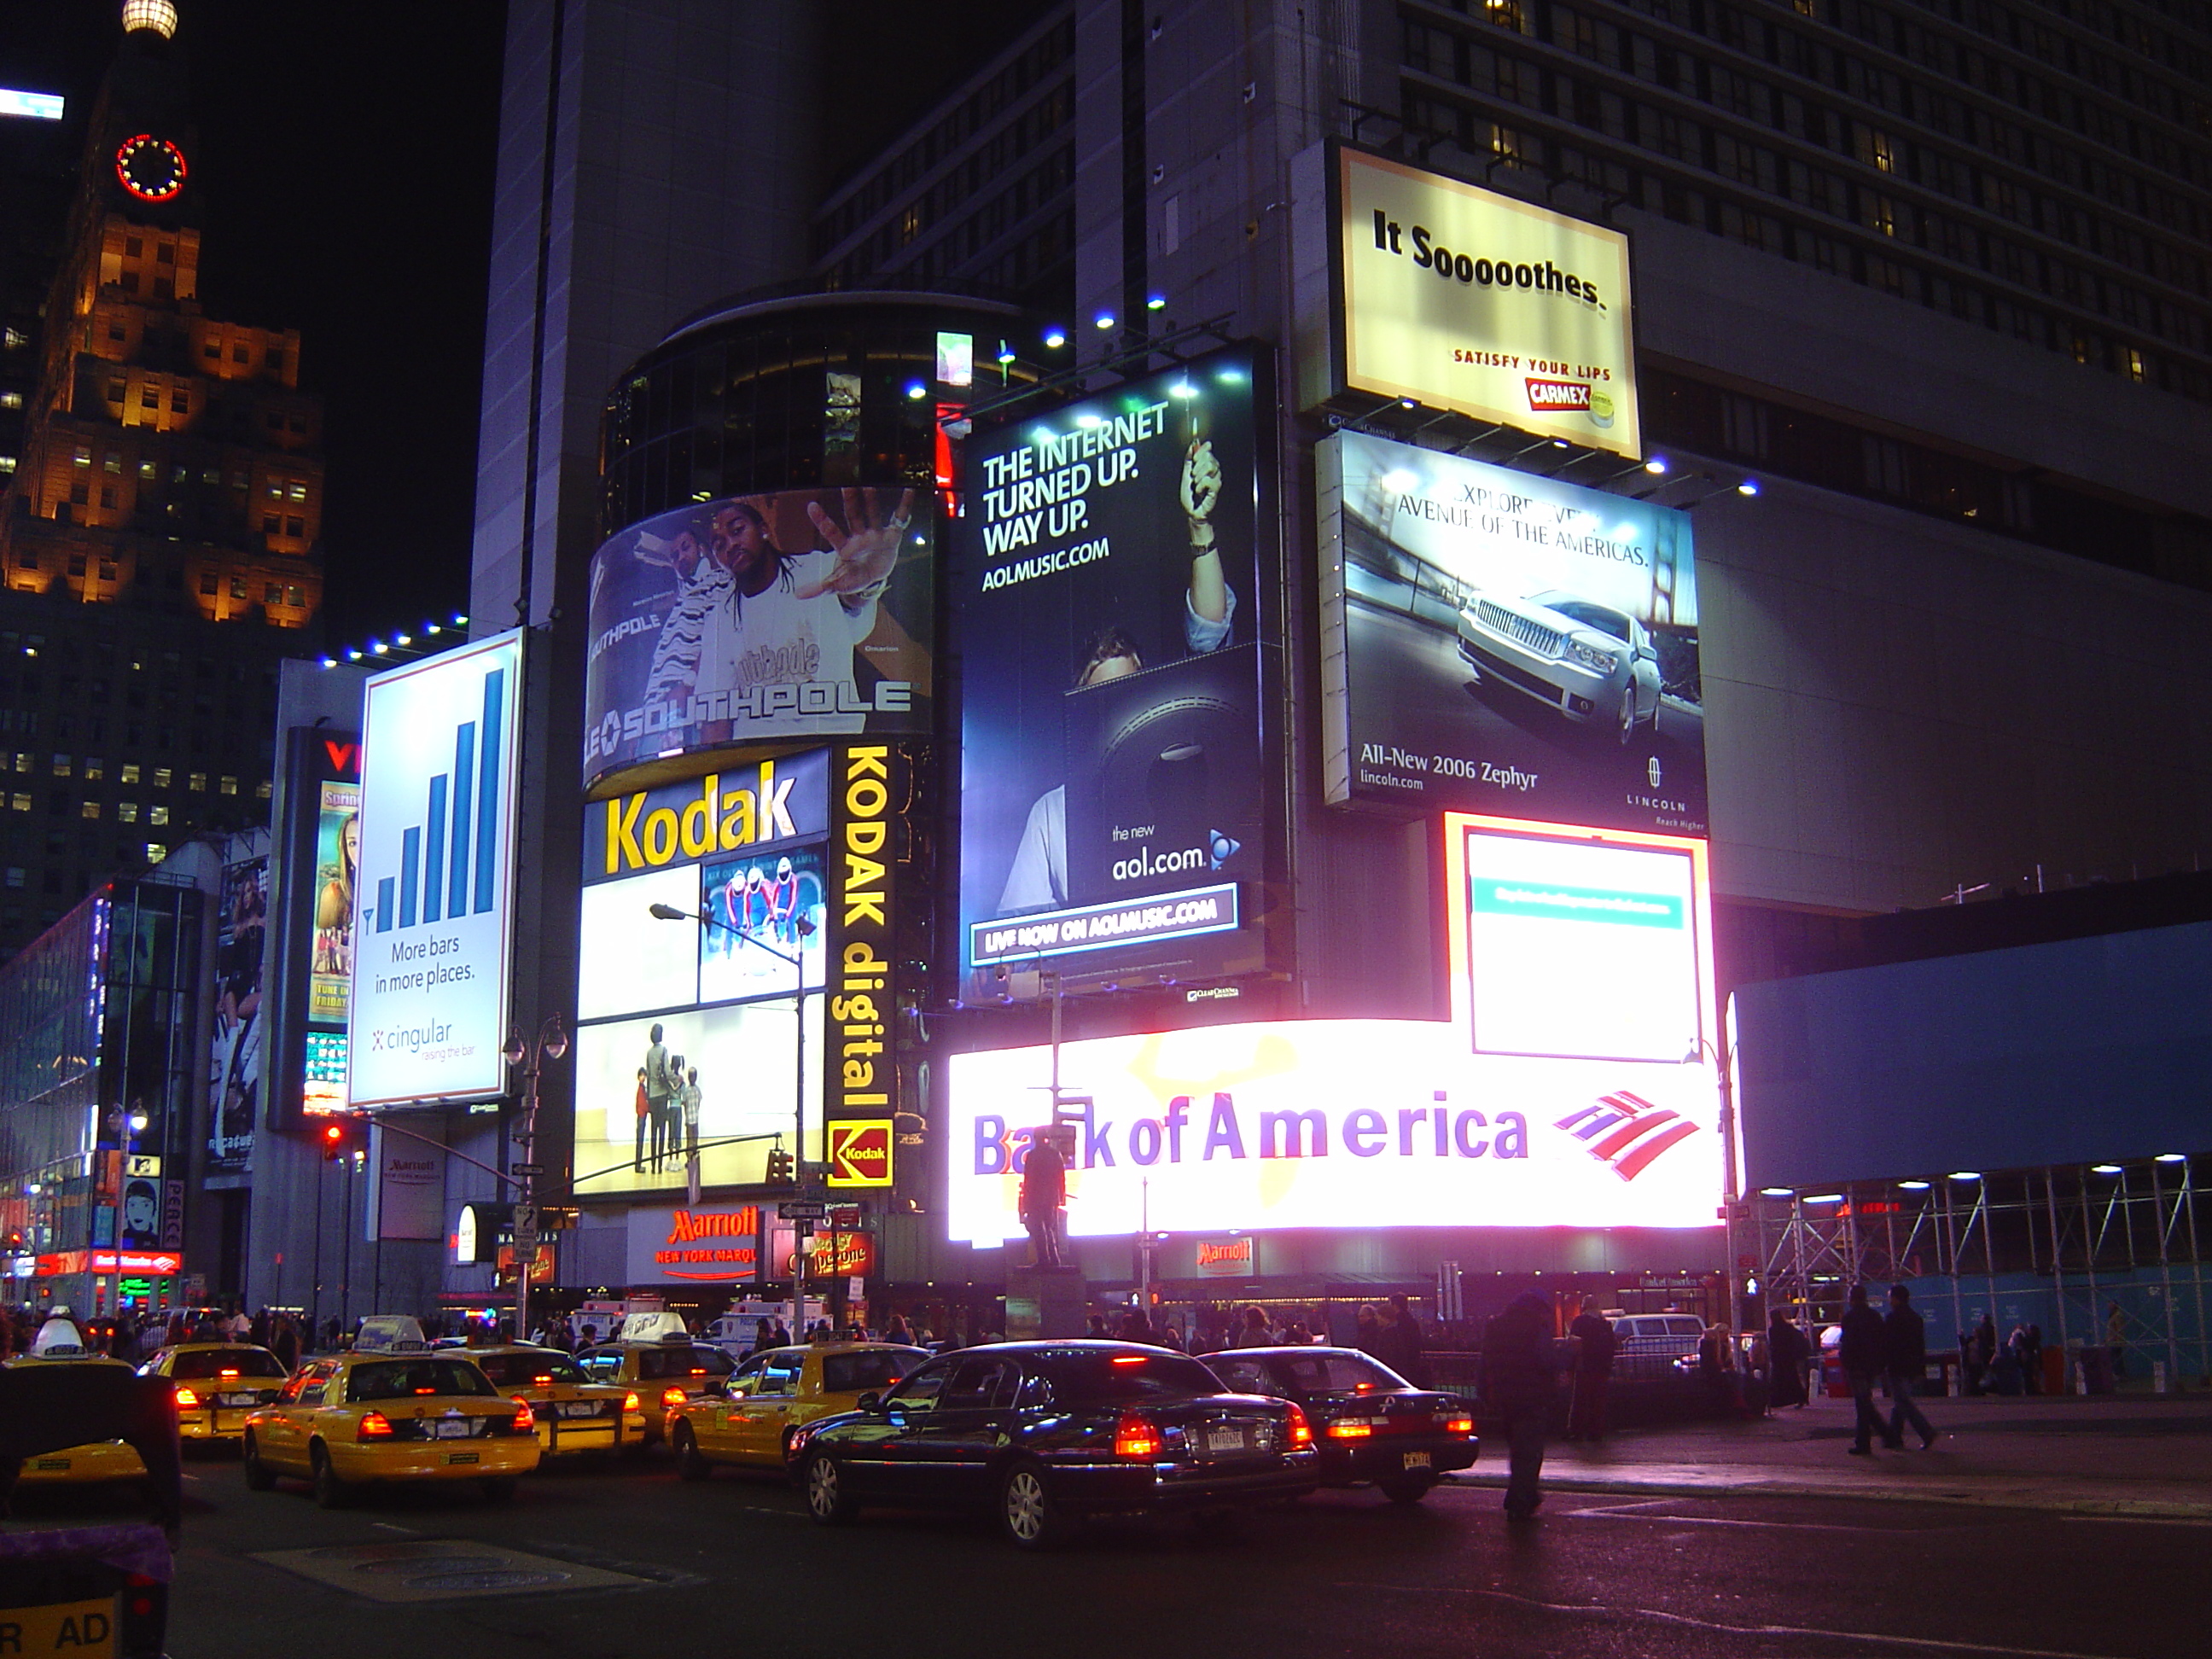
(791, 488), (913, 600)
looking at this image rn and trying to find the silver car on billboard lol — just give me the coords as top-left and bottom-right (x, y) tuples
(1456, 588), (1662, 744)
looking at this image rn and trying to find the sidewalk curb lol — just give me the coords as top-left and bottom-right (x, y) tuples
(1445, 1468), (2212, 1521)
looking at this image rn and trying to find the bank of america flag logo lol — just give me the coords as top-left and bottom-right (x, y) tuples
(1556, 1091), (1697, 1181)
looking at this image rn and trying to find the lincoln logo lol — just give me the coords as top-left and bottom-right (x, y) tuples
(1196, 1239), (1251, 1269)
(666, 1206), (758, 1244)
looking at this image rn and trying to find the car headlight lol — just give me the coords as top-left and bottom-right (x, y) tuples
(1567, 638), (1620, 673)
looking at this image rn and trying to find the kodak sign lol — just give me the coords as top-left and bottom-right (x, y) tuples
(582, 748), (830, 884)
(824, 747), (901, 1168)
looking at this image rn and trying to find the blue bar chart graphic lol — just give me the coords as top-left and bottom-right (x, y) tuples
(373, 665), (504, 934)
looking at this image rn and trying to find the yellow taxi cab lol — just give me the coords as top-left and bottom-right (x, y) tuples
(669, 1342), (927, 1478)
(241, 1346), (541, 1506)
(139, 1342), (291, 1443)
(464, 1344), (647, 1458)
(3, 1309), (148, 1485)
(574, 1326), (736, 1445)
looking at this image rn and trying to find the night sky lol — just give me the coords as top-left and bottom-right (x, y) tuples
(0, 0), (1051, 648)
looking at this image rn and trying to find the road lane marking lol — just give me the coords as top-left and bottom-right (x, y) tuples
(1342, 1582), (2138, 1659)
(370, 1523), (421, 1535)
(2062, 1515), (2212, 1528)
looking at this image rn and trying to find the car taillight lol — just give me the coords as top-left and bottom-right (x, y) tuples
(172, 1387), (199, 1409)
(623, 1391), (640, 1412)
(358, 1412), (394, 1441)
(662, 1385), (687, 1406)
(509, 1401), (536, 1434)
(1285, 1404), (1313, 1449)
(1326, 1417), (1375, 1440)
(1114, 1411), (1163, 1459)
(1441, 1413), (1475, 1435)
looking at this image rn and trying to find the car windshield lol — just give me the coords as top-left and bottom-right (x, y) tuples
(1530, 592), (1631, 641)
(823, 1348), (924, 1394)
(169, 1348), (287, 1380)
(345, 1359), (499, 1403)
(1035, 1350), (1225, 1404)
(1268, 1353), (1408, 1395)
(471, 1352), (588, 1386)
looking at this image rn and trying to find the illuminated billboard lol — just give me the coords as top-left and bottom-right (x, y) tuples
(945, 814), (1720, 1243)
(206, 856), (266, 1171)
(1318, 428), (1703, 835)
(573, 751), (831, 1196)
(583, 486), (934, 786)
(346, 632), (524, 1109)
(1320, 145), (1639, 457)
(955, 343), (1278, 992)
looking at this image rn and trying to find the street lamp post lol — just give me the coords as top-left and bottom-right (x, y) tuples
(501, 1014), (568, 1345)
(1685, 1032), (1741, 1341)
(649, 901), (814, 1327)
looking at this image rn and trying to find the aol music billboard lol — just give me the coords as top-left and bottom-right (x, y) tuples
(346, 632), (524, 1108)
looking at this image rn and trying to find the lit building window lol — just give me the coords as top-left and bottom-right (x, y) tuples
(255, 779), (271, 800)
(149, 806), (169, 825)
(73, 448), (90, 468)
(152, 767), (171, 788)
(230, 577), (247, 599)
(49, 755), (69, 777)
(264, 585), (281, 604)
(119, 763), (139, 784)
(137, 458), (155, 479)
(103, 452), (120, 474)
(218, 776), (236, 796)
(80, 800), (99, 820)
(121, 2), (178, 40)
(8, 795), (26, 813)
(13, 755), (27, 773)
(287, 481), (307, 502)
(83, 758), (102, 781)
(117, 801), (137, 823)
(187, 772), (206, 792)
(144, 842), (166, 863)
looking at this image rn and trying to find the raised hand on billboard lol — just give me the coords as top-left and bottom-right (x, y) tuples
(795, 487), (915, 599)
(1180, 439), (1222, 550)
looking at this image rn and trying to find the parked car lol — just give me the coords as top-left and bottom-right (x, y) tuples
(792, 1341), (1318, 1548)
(1457, 588), (1662, 743)
(465, 1344), (648, 1458)
(1610, 1313), (1708, 1376)
(574, 1336), (735, 1442)
(1200, 1347), (1476, 1503)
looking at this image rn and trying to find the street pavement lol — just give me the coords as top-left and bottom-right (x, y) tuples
(7, 1390), (2206, 1659)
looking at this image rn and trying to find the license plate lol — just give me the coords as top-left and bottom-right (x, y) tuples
(1205, 1425), (1249, 1455)
(434, 1418), (473, 1439)
(445, 1451), (479, 1464)
(219, 1393), (259, 1406)
(562, 1401), (600, 1419)
(33, 1458), (68, 1471)
(0, 1598), (117, 1658)
(1402, 1450), (1433, 1470)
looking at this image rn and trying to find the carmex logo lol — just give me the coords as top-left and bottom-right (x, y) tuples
(1554, 1091), (1697, 1181)
(1525, 377), (1591, 410)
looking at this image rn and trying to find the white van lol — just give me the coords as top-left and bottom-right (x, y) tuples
(352, 1314), (428, 1353)
(1610, 1313), (1707, 1371)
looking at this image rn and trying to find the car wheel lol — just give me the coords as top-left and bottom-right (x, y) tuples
(1380, 1474), (1436, 1505)
(998, 1458), (1073, 1551)
(241, 1433), (276, 1492)
(802, 1450), (858, 1526)
(309, 1444), (348, 1510)
(1616, 684), (1639, 745)
(672, 1423), (711, 1482)
(481, 1476), (517, 1503)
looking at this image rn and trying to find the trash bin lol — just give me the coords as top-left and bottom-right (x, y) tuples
(0, 1522), (171, 1659)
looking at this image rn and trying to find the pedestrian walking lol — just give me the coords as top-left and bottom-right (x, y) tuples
(1353, 1302), (1384, 1355)
(1481, 1289), (1563, 1522)
(1231, 1304), (1274, 1348)
(1565, 1296), (1615, 1442)
(1839, 1284), (1889, 1454)
(1767, 1307), (1811, 1408)
(1882, 1285), (1940, 1447)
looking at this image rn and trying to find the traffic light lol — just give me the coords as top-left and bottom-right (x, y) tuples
(320, 1118), (353, 1162)
(765, 1146), (795, 1185)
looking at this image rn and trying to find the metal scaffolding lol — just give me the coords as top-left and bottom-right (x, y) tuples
(1749, 1155), (2209, 1382)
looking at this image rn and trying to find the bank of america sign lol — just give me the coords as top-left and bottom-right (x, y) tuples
(346, 632), (524, 1109)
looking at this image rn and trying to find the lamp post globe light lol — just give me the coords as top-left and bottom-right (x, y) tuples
(502, 1014), (568, 1343)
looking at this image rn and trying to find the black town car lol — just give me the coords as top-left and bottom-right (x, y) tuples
(791, 1342), (1319, 1547)
(1201, 1347), (1477, 1502)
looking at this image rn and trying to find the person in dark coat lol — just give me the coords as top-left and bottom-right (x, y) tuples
(1018, 1131), (1067, 1268)
(1383, 1294), (1429, 1386)
(1481, 1290), (1562, 1521)
(1838, 1284), (1889, 1454)
(1883, 1285), (1939, 1449)
(1565, 1296), (1616, 1442)
(1766, 1308), (1811, 1408)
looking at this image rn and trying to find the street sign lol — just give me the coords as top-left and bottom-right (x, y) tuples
(825, 1121), (894, 1188)
(777, 1200), (827, 1220)
(828, 1205), (864, 1229)
(512, 1162), (545, 1178)
(512, 1205), (538, 1245)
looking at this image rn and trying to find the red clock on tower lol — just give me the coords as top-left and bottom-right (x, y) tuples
(114, 134), (187, 202)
